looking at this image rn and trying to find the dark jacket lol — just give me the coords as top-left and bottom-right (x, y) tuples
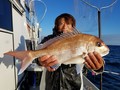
(41, 33), (81, 90)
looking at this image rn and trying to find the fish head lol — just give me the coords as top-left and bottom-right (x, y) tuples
(95, 41), (109, 56)
(88, 36), (110, 57)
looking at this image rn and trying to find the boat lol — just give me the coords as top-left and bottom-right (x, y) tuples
(0, 0), (100, 90)
(0, 0), (41, 90)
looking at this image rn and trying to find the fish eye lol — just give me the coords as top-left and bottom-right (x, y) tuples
(96, 42), (102, 47)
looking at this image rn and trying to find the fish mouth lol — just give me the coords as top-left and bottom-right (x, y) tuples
(102, 50), (110, 57)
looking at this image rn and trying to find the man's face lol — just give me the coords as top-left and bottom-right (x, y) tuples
(57, 18), (73, 33)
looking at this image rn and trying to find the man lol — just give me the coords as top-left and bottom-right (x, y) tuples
(39, 13), (104, 90)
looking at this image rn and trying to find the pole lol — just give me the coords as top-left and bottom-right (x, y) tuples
(98, 10), (101, 39)
(100, 73), (102, 90)
(98, 10), (102, 90)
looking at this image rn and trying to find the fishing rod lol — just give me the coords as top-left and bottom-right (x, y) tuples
(81, 0), (118, 90)
(81, 0), (117, 38)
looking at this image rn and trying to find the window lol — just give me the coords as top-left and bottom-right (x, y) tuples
(0, 0), (12, 31)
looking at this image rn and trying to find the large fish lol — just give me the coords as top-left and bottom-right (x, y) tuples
(4, 30), (109, 75)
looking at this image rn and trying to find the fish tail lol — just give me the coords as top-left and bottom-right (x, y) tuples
(4, 51), (35, 75)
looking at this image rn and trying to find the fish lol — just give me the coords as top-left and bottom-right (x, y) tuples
(4, 30), (109, 75)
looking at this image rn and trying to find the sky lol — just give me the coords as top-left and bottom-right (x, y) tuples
(32, 0), (120, 45)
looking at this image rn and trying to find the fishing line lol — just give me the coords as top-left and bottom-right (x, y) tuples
(28, 0), (47, 50)
(104, 70), (120, 75)
(81, 0), (117, 11)
(80, 0), (117, 36)
(29, 0), (47, 23)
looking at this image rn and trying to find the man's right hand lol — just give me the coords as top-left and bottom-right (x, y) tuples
(38, 55), (58, 71)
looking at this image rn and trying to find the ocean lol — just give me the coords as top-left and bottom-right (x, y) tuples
(87, 45), (120, 90)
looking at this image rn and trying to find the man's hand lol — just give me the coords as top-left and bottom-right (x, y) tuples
(84, 52), (104, 70)
(38, 55), (58, 71)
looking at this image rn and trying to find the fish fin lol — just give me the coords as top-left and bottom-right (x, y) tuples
(4, 51), (32, 60)
(38, 28), (81, 49)
(18, 56), (33, 75)
(4, 51), (34, 75)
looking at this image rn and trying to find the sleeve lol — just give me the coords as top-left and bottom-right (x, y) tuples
(40, 36), (50, 44)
